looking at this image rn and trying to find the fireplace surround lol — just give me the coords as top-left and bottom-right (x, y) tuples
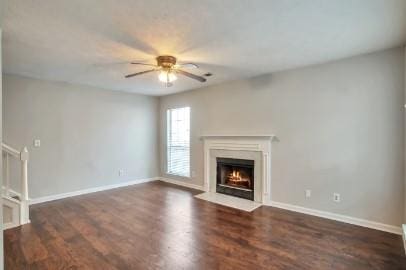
(202, 135), (275, 205)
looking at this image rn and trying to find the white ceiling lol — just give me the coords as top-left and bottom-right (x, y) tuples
(1, 0), (405, 96)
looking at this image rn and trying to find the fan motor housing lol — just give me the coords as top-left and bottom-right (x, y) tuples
(156, 55), (177, 68)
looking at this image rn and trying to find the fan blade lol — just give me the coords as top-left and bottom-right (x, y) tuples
(125, 69), (157, 78)
(177, 69), (206, 82)
(131, 62), (158, 67)
(175, 63), (199, 69)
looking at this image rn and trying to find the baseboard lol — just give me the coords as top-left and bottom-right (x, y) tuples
(29, 177), (159, 205)
(25, 178), (402, 236)
(156, 179), (401, 235)
(269, 201), (402, 235)
(158, 177), (205, 191)
(3, 222), (19, 230)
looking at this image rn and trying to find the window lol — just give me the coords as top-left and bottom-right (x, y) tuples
(167, 107), (190, 177)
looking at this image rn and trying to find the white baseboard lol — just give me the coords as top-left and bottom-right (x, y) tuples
(29, 177), (158, 205)
(269, 201), (402, 235)
(24, 177), (403, 236)
(158, 177), (205, 191)
(3, 221), (19, 230)
(156, 179), (401, 235)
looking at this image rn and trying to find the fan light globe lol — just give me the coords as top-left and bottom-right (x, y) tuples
(158, 70), (177, 83)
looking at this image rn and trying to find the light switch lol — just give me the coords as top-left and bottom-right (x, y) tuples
(33, 139), (41, 147)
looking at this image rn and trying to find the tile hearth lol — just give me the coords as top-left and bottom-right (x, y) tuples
(195, 192), (262, 212)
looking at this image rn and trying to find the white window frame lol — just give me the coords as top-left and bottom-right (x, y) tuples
(166, 107), (191, 178)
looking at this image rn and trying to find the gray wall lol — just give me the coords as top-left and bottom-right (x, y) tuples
(0, 29), (4, 270)
(3, 74), (159, 199)
(159, 47), (405, 226)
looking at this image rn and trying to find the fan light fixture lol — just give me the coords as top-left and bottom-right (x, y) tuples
(125, 55), (209, 87)
(158, 69), (177, 83)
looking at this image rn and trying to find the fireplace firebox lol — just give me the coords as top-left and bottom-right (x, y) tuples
(216, 157), (254, 201)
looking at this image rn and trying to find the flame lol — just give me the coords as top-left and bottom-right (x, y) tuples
(227, 169), (251, 189)
(230, 170), (241, 181)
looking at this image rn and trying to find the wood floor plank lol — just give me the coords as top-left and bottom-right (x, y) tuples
(4, 181), (406, 269)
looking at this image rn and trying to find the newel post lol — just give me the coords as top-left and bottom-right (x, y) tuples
(20, 147), (29, 201)
(20, 147), (30, 224)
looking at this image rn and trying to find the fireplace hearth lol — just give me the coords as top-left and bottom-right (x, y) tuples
(216, 157), (254, 200)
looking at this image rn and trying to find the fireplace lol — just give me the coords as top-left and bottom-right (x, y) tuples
(216, 157), (254, 201)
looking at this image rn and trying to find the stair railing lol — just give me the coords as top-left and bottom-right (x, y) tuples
(2, 143), (30, 225)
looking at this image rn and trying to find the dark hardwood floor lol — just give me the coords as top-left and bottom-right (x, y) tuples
(4, 181), (406, 269)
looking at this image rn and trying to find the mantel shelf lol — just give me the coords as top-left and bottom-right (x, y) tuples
(200, 134), (278, 141)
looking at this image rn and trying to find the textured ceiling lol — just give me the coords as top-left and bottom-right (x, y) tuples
(1, 0), (405, 96)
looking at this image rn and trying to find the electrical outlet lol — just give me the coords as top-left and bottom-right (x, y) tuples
(191, 171), (196, 178)
(305, 189), (311, 198)
(33, 139), (41, 147)
(333, 193), (340, 202)
(119, 170), (124, 176)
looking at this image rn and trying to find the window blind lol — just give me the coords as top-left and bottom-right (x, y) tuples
(167, 107), (190, 177)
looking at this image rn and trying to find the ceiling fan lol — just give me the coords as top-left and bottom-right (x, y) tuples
(125, 55), (209, 87)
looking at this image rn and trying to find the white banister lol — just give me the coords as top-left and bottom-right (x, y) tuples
(2, 143), (20, 158)
(2, 143), (30, 226)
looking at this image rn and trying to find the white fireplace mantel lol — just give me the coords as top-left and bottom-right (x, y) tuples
(201, 134), (277, 140)
(202, 134), (276, 205)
